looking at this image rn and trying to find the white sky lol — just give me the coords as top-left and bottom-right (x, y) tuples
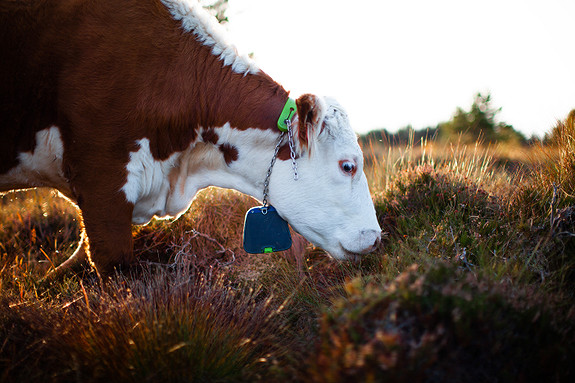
(224, 0), (575, 136)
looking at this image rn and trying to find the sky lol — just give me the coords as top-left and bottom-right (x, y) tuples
(223, 0), (575, 136)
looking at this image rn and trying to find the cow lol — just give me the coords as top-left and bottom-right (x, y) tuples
(0, 0), (381, 278)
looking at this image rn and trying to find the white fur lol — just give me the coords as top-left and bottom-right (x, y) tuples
(268, 100), (381, 259)
(122, 124), (275, 224)
(121, 98), (382, 259)
(161, 0), (259, 75)
(122, 138), (182, 224)
(0, 126), (71, 196)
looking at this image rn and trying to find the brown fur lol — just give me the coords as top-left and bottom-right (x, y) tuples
(1, 0), (292, 274)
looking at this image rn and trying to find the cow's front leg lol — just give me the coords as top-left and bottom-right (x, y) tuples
(78, 190), (135, 276)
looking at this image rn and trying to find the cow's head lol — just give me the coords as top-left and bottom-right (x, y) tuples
(269, 94), (382, 259)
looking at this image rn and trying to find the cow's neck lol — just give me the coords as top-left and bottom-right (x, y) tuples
(197, 60), (289, 132)
(158, 0), (289, 134)
(186, 45), (292, 194)
(130, 113), (287, 224)
(153, 72), (292, 222)
(129, 10), (296, 222)
(143, 36), (290, 158)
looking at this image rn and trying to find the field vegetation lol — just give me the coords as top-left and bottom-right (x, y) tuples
(1, 107), (575, 382)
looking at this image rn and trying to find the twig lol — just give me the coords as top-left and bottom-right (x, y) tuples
(550, 183), (558, 236)
(140, 229), (236, 269)
(79, 279), (90, 311)
(186, 229), (236, 266)
(187, 229), (226, 254)
(556, 231), (575, 237)
(39, 248), (55, 270)
(458, 248), (475, 271)
(426, 232), (437, 253)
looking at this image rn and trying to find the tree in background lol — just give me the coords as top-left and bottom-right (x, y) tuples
(201, 0), (229, 24)
(438, 93), (526, 145)
(360, 92), (527, 147)
(358, 125), (438, 148)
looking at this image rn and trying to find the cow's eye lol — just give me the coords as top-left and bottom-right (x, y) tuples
(339, 160), (357, 176)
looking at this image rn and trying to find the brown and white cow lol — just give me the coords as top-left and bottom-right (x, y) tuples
(0, 0), (381, 276)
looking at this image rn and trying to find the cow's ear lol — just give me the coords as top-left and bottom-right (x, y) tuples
(295, 94), (326, 151)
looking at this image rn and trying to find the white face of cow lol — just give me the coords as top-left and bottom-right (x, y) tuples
(268, 95), (382, 259)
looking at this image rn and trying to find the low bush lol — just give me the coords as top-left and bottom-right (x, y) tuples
(310, 264), (575, 383)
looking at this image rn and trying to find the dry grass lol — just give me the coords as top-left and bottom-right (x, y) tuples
(2, 114), (575, 381)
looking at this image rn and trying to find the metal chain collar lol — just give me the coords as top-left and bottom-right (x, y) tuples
(261, 121), (298, 211)
(286, 120), (299, 181)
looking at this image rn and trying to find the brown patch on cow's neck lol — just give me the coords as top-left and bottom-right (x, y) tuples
(202, 128), (219, 145)
(219, 143), (239, 165)
(277, 143), (291, 161)
(202, 129), (239, 166)
(277, 142), (301, 161)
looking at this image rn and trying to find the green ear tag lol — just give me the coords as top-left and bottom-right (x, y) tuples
(277, 98), (297, 132)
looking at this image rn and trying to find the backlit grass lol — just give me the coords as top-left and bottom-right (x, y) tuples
(1, 114), (575, 381)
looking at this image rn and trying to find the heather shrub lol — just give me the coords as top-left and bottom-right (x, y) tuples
(310, 264), (575, 383)
(371, 163), (521, 279)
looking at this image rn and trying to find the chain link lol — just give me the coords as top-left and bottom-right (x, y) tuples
(286, 120), (299, 181)
(261, 132), (285, 209)
(261, 122), (299, 211)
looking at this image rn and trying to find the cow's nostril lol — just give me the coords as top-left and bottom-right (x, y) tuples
(359, 229), (382, 252)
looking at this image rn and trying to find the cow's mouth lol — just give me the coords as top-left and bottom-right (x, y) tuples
(337, 245), (363, 262)
(337, 235), (381, 261)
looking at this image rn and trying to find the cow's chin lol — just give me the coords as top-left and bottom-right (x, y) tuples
(329, 246), (361, 262)
(325, 244), (373, 262)
(315, 234), (381, 262)
(292, 227), (379, 262)
(310, 242), (362, 262)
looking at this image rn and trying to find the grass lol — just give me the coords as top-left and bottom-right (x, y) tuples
(1, 115), (575, 381)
